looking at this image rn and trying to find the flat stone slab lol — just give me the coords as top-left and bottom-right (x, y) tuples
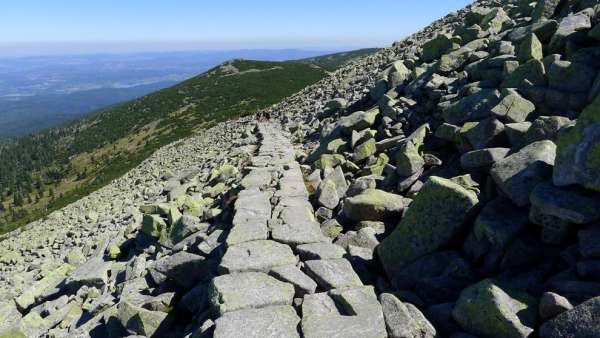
(65, 257), (111, 292)
(301, 287), (387, 338)
(270, 265), (317, 296)
(296, 243), (346, 260)
(304, 259), (363, 290)
(241, 168), (274, 189)
(219, 240), (296, 273)
(209, 272), (295, 314)
(271, 221), (327, 245)
(234, 189), (271, 217)
(213, 305), (301, 338)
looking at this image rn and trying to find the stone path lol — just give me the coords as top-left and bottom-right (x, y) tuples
(209, 123), (387, 338)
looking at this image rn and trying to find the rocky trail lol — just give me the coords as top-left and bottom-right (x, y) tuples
(2, 0), (600, 337)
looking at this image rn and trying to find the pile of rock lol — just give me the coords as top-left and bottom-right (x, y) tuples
(2, 0), (600, 337)
(0, 119), (258, 337)
(280, 0), (600, 337)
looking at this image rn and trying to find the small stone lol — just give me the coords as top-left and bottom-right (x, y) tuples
(539, 292), (573, 321)
(317, 179), (340, 209)
(270, 265), (318, 296)
(380, 293), (436, 338)
(295, 243), (346, 260)
(491, 92), (536, 123)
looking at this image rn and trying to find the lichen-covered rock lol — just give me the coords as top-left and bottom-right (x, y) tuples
(554, 96), (600, 191)
(442, 89), (501, 125)
(501, 59), (546, 88)
(421, 34), (454, 63)
(116, 301), (168, 337)
(213, 305), (301, 338)
(353, 138), (377, 162)
(491, 91), (535, 123)
(317, 179), (340, 210)
(452, 279), (537, 338)
(209, 272), (295, 314)
(530, 183), (600, 224)
(377, 176), (478, 280)
(517, 33), (543, 62)
(490, 140), (556, 206)
(380, 293), (436, 338)
(342, 189), (404, 222)
(328, 108), (379, 137)
(539, 292), (573, 321)
(460, 148), (510, 169)
(548, 60), (596, 94)
(474, 197), (528, 250)
(539, 296), (600, 338)
(396, 141), (425, 176)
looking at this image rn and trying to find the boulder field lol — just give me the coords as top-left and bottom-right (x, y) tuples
(1, 0), (600, 337)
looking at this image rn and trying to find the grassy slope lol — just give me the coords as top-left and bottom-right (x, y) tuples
(297, 48), (380, 71)
(0, 59), (328, 233)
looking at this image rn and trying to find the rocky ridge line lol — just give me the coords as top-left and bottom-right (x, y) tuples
(2, 0), (600, 337)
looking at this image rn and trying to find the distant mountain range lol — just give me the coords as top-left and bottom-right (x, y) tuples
(0, 49), (371, 136)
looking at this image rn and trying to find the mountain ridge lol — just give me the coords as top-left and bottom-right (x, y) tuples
(2, 0), (600, 337)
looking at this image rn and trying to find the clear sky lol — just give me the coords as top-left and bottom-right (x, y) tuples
(0, 0), (472, 57)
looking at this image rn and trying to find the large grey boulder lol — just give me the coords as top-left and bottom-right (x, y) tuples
(490, 140), (556, 206)
(377, 176), (478, 281)
(453, 279), (537, 338)
(65, 257), (111, 292)
(442, 89), (501, 125)
(421, 34), (454, 63)
(530, 183), (600, 224)
(474, 197), (528, 250)
(549, 13), (591, 53)
(548, 61), (596, 94)
(461, 148), (510, 169)
(554, 96), (600, 191)
(490, 91), (535, 123)
(116, 301), (168, 337)
(343, 189), (404, 222)
(539, 296), (600, 337)
(328, 109), (379, 137)
(154, 251), (208, 289)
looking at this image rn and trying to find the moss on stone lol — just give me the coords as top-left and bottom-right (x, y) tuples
(377, 176), (478, 278)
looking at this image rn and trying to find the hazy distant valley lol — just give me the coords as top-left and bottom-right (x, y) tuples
(0, 49), (338, 136)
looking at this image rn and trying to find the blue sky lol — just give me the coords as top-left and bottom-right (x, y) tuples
(1, 0), (472, 56)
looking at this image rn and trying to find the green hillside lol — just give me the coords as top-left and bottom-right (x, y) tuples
(298, 48), (380, 71)
(0, 59), (329, 233)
